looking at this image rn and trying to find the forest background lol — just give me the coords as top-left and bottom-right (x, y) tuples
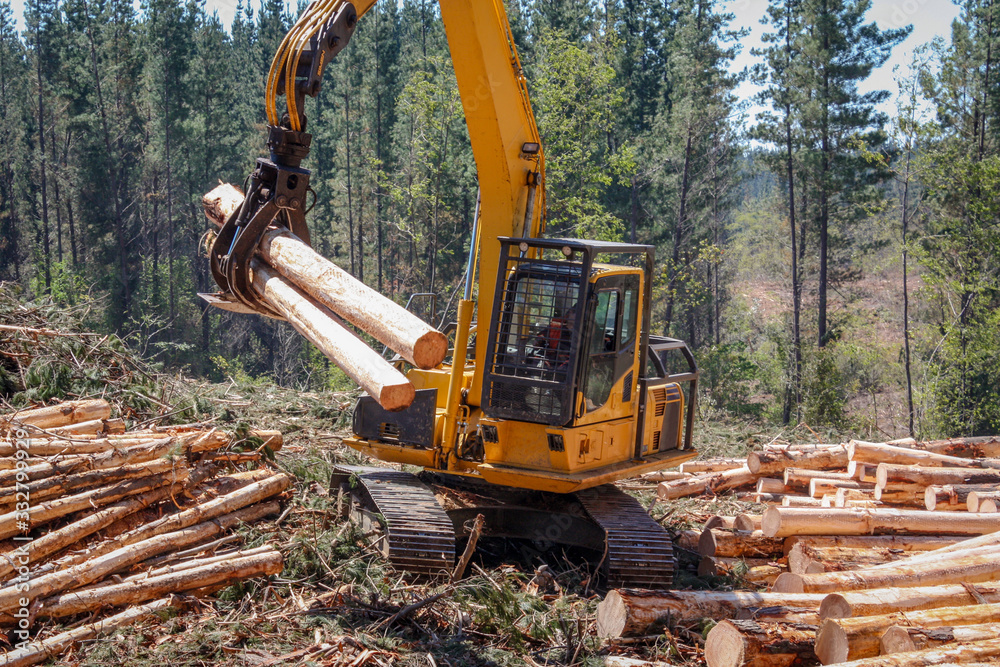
(0, 0), (997, 441)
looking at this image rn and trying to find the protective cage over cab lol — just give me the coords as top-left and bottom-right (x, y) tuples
(481, 237), (698, 462)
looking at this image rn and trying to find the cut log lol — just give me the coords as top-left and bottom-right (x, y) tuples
(595, 589), (826, 638)
(204, 184), (447, 370)
(754, 493), (789, 504)
(850, 440), (1000, 470)
(783, 535), (960, 557)
(784, 468), (855, 491)
(772, 547), (1000, 594)
(697, 556), (780, 579)
(0, 458), (178, 507)
(819, 582), (1000, 619)
(0, 399), (111, 433)
(640, 470), (690, 482)
(757, 478), (792, 495)
(676, 529), (701, 550)
(809, 478), (873, 498)
(699, 529), (784, 558)
(787, 544), (901, 575)
(0, 597), (181, 667)
(874, 484), (927, 507)
(782, 496), (825, 507)
(0, 501), (281, 613)
(250, 259), (414, 411)
(877, 463), (1000, 489)
(914, 435), (1000, 459)
(257, 228), (447, 369)
(0, 431), (226, 487)
(735, 606), (822, 625)
(43, 418), (106, 436)
(967, 490), (1000, 513)
(734, 514), (762, 532)
(761, 506), (1000, 538)
(704, 619), (816, 667)
(807, 638), (1000, 667)
(924, 484), (996, 511)
(55, 472), (292, 569)
(656, 466), (757, 500)
(679, 457), (746, 474)
(881, 621), (1000, 654)
(814, 603), (1000, 664)
(0, 468), (206, 580)
(705, 516), (738, 530)
(0, 466), (187, 540)
(38, 549), (283, 618)
(747, 445), (849, 476)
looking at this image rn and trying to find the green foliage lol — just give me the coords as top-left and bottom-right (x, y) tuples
(699, 341), (762, 416)
(802, 347), (848, 428)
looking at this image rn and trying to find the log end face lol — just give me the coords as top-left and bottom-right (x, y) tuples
(596, 591), (627, 639)
(376, 382), (417, 412)
(698, 528), (718, 557)
(818, 594), (852, 620)
(746, 452), (762, 475)
(875, 463), (888, 489)
(733, 514), (756, 532)
(880, 625), (915, 655)
(968, 492), (981, 513)
(814, 619), (849, 665)
(704, 620), (744, 667)
(412, 331), (449, 370)
(770, 572), (804, 594)
(203, 183), (244, 227)
(761, 507), (782, 537)
(924, 486), (938, 511)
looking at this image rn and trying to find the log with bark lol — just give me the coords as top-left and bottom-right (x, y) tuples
(595, 589), (826, 638)
(813, 602), (1000, 664)
(782, 535), (962, 557)
(679, 458), (747, 474)
(772, 546), (1000, 594)
(699, 529), (784, 558)
(747, 445), (849, 476)
(0, 399), (111, 434)
(757, 478), (793, 495)
(810, 638), (1000, 667)
(704, 619), (817, 667)
(913, 435), (1000, 459)
(656, 466), (757, 500)
(848, 440), (1000, 469)
(782, 496), (826, 507)
(37, 548), (283, 619)
(250, 259), (416, 411)
(761, 506), (1000, 538)
(204, 184), (447, 370)
(924, 484), (997, 511)
(0, 597), (183, 667)
(787, 544), (902, 575)
(876, 463), (1000, 489)
(880, 621), (1000, 654)
(818, 582), (1000, 619)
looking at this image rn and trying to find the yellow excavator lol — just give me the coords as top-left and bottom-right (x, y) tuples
(209, 0), (699, 587)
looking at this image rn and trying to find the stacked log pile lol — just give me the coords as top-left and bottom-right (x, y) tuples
(0, 399), (290, 666)
(601, 434), (1000, 667)
(203, 184), (448, 411)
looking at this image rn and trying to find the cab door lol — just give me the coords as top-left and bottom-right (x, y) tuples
(575, 274), (641, 424)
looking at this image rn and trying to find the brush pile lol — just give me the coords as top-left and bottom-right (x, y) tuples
(0, 399), (290, 666)
(599, 436), (1000, 667)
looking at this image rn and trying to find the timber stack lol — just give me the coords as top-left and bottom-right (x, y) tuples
(0, 399), (290, 666)
(202, 183), (448, 412)
(603, 434), (1000, 667)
